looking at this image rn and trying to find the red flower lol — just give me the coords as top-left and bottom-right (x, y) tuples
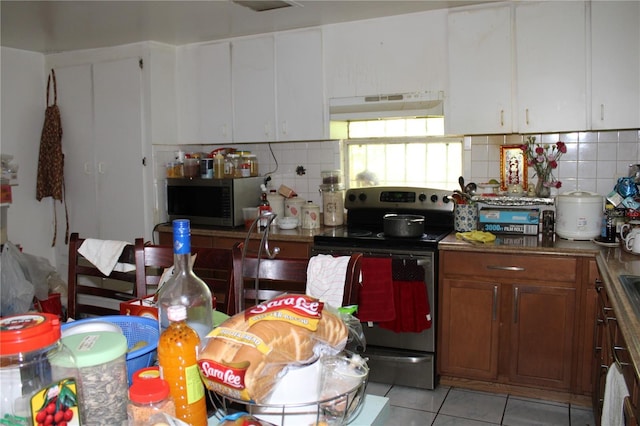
(548, 160), (558, 169)
(556, 141), (567, 153)
(535, 146), (544, 155)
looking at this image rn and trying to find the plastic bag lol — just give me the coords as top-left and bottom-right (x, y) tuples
(0, 242), (35, 316)
(19, 251), (56, 301)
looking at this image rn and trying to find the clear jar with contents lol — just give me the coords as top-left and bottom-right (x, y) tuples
(228, 154), (242, 178)
(127, 374), (176, 426)
(0, 313), (82, 426)
(223, 155), (234, 178)
(320, 184), (345, 226)
(301, 200), (321, 229)
(247, 154), (259, 176)
(62, 331), (129, 425)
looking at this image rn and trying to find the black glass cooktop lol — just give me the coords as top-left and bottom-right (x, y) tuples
(313, 226), (451, 250)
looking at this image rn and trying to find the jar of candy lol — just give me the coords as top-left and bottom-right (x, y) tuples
(0, 313), (82, 426)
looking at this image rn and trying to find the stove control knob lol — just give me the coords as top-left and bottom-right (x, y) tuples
(430, 194), (438, 203)
(358, 193), (367, 202)
(443, 195), (451, 203)
(348, 193), (357, 202)
(419, 193), (427, 202)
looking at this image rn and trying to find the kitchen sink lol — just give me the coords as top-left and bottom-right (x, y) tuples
(618, 275), (640, 318)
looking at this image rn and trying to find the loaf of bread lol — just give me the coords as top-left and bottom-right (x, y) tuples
(198, 294), (347, 403)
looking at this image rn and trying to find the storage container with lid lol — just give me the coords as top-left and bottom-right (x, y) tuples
(301, 200), (321, 229)
(127, 372), (175, 426)
(267, 190), (285, 224)
(62, 331), (129, 425)
(555, 190), (603, 240)
(321, 170), (342, 185)
(0, 313), (82, 426)
(284, 196), (306, 225)
(320, 183), (345, 226)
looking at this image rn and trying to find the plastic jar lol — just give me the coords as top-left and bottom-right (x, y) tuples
(127, 374), (175, 426)
(228, 154), (242, 178)
(223, 155), (235, 178)
(321, 170), (342, 185)
(267, 190), (285, 224)
(183, 158), (200, 178)
(320, 184), (345, 226)
(200, 158), (213, 178)
(301, 201), (321, 229)
(62, 331), (128, 425)
(0, 313), (82, 426)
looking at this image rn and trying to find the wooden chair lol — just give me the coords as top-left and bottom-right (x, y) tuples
(230, 241), (363, 315)
(135, 240), (235, 315)
(67, 232), (145, 319)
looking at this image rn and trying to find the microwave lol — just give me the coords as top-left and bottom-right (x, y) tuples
(166, 177), (263, 227)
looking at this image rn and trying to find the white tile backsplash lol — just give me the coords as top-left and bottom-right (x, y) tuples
(468, 130), (640, 197)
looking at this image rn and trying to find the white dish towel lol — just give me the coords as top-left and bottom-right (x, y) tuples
(78, 239), (136, 276)
(601, 363), (630, 426)
(305, 254), (352, 309)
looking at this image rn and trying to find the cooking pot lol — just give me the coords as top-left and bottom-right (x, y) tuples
(383, 214), (425, 237)
(555, 191), (603, 240)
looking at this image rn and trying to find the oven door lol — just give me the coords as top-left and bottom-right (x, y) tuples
(311, 246), (438, 389)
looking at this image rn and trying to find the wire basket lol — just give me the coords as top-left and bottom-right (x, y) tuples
(208, 353), (369, 426)
(62, 315), (159, 384)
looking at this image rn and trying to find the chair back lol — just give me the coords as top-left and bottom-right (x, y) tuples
(135, 241), (235, 315)
(67, 232), (143, 319)
(230, 242), (362, 315)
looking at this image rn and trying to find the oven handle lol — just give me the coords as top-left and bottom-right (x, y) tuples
(364, 352), (432, 364)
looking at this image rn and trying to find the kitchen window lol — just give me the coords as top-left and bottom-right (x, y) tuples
(337, 117), (462, 190)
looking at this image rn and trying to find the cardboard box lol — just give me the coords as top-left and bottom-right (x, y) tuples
(478, 222), (539, 235)
(120, 296), (158, 320)
(478, 209), (540, 225)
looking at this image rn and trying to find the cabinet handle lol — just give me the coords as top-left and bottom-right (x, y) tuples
(492, 285), (498, 321)
(487, 265), (525, 271)
(98, 162), (106, 174)
(525, 108), (530, 125)
(500, 109), (504, 127)
(513, 286), (519, 323)
(281, 121), (288, 135)
(600, 104), (605, 121)
(221, 124), (228, 137)
(83, 162), (93, 175)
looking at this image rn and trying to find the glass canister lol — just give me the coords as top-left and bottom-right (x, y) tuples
(127, 373), (175, 426)
(320, 184), (345, 226)
(247, 154), (259, 177)
(267, 190), (285, 224)
(301, 200), (321, 229)
(0, 313), (82, 426)
(62, 331), (129, 425)
(228, 154), (242, 178)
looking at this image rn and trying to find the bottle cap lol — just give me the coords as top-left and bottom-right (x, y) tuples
(167, 305), (187, 322)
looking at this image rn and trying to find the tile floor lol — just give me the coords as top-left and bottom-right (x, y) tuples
(366, 382), (596, 426)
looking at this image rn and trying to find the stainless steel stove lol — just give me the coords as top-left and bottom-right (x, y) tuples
(312, 186), (454, 390)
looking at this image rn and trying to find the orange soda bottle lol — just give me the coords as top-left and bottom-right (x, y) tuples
(158, 304), (208, 426)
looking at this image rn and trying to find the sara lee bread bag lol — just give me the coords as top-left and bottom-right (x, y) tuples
(198, 294), (348, 403)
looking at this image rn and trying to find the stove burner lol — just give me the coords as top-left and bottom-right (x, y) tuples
(348, 230), (373, 237)
(377, 232), (426, 239)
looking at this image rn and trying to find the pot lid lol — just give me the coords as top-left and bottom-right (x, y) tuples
(557, 191), (603, 202)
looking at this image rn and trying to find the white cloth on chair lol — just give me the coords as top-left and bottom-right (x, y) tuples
(78, 239), (136, 276)
(305, 254), (351, 308)
(602, 363), (630, 426)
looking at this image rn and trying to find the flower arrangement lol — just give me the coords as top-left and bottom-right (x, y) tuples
(520, 136), (567, 195)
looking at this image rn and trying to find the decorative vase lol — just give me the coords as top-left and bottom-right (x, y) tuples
(535, 177), (551, 198)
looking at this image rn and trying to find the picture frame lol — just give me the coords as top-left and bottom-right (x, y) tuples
(500, 145), (528, 192)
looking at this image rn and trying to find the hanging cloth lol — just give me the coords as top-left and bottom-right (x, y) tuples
(36, 69), (69, 246)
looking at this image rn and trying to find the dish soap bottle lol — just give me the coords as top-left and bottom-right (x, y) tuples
(158, 305), (207, 426)
(258, 190), (272, 228)
(156, 219), (214, 343)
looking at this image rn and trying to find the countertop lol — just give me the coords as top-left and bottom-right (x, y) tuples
(439, 232), (640, 381)
(156, 223), (329, 243)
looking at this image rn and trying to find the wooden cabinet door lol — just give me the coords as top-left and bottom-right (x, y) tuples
(439, 278), (500, 380)
(508, 283), (576, 390)
(515, 1), (587, 133)
(446, 5), (512, 135)
(591, 1), (640, 130)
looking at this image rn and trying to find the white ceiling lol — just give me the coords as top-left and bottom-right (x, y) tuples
(1, 0), (492, 54)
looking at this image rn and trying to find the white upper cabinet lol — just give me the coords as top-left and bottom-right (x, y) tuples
(324, 10), (448, 98)
(176, 42), (233, 144)
(591, 1), (640, 130)
(514, 1), (587, 133)
(232, 36), (276, 142)
(275, 29), (325, 141)
(446, 5), (512, 135)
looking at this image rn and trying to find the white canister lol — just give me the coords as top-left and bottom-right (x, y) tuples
(301, 201), (320, 229)
(555, 191), (603, 240)
(267, 191), (285, 224)
(284, 197), (306, 225)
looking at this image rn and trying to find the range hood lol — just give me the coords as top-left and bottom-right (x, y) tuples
(329, 91), (444, 120)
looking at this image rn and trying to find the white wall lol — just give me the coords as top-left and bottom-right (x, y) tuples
(1, 47), (56, 263)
